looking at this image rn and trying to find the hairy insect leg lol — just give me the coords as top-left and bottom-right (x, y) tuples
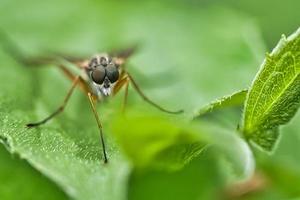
(127, 72), (184, 114)
(87, 93), (108, 163)
(26, 76), (80, 128)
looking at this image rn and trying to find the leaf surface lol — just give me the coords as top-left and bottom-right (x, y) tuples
(243, 28), (300, 151)
(0, 145), (68, 200)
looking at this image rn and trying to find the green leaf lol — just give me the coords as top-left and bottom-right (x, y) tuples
(0, 145), (68, 200)
(128, 151), (224, 200)
(193, 90), (247, 129)
(111, 112), (254, 179)
(110, 113), (205, 170)
(194, 89), (248, 117)
(252, 112), (300, 198)
(242, 27), (300, 151)
(0, 58), (131, 200)
(192, 90), (255, 179)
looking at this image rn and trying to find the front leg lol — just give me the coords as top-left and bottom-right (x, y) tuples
(87, 93), (108, 163)
(27, 75), (81, 127)
(113, 76), (130, 113)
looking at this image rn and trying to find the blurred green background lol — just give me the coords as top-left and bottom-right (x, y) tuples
(0, 0), (299, 200)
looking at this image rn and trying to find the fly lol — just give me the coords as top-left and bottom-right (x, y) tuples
(0, 31), (183, 163)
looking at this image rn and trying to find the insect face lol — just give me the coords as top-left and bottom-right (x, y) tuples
(88, 55), (120, 96)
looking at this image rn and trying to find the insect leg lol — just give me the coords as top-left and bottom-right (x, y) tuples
(58, 65), (91, 94)
(122, 81), (129, 113)
(127, 72), (184, 114)
(26, 76), (80, 128)
(112, 76), (130, 113)
(87, 93), (108, 163)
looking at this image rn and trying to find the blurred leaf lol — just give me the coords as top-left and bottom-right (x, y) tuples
(251, 111), (300, 199)
(0, 145), (67, 200)
(192, 90), (255, 180)
(128, 150), (224, 200)
(205, 126), (255, 180)
(110, 113), (204, 170)
(111, 112), (254, 179)
(242, 27), (300, 151)
(219, 0), (300, 48)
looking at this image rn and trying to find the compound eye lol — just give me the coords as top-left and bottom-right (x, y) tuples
(91, 67), (106, 84)
(106, 65), (119, 83)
